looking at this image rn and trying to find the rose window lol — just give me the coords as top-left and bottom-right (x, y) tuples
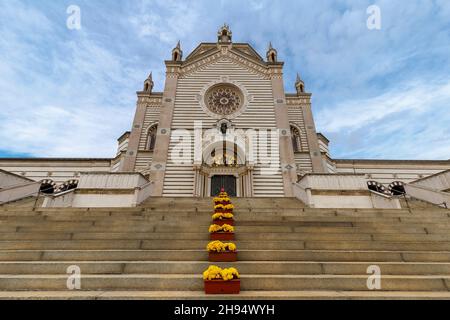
(205, 84), (243, 116)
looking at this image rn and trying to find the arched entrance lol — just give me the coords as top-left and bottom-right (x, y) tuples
(193, 140), (254, 198)
(211, 175), (237, 197)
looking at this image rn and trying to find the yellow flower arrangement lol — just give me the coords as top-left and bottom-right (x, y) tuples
(224, 204), (234, 210)
(206, 240), (237, 252)
(214, 196), (231, 203)
(212, 212), (234, 220)
(203, 265), (240, 281)
(214, 203), (234, 211)
(209, 224), (235, 233)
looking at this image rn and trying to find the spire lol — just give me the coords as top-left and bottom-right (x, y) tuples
(295, 72), (305, 95)
(172, 41), (183, 61)
(143, 72), (154, 93)
(218, 24), (232, 43)
(266, 42), (277, 63)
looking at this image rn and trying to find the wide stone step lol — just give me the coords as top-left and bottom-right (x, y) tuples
(2, 224), (436, 235)
(3, 221), (450, 235)
(0, 290), (450, 301)
(1, 261), (450, 275)
(3, 214), (450, 224)
(0, 240), (450, 251)
(0, 232), (373, 241)
(2, 290), (450, 300)
(0, 274), (449, 291)
(2, 239), (450, 251)
(4, 231), (450, 243)
(1, 207), (447, 218)
(2, 249), (450, 262)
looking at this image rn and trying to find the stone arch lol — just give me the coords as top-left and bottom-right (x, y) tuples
(202, 140), (247, 167)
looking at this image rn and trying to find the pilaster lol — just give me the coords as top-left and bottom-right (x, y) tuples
(120, 99), (147, 172)
(268, 64), (297, 197)
(149, 62), (181, 196)
(300, 94), (327, 173)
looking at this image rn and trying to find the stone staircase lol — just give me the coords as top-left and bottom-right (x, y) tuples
(1, 197), (450, 299)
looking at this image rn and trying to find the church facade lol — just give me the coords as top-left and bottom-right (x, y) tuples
(120, 25), (324, 198)
(1, 26), (449, 202)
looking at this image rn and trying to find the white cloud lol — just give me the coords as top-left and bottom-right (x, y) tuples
(317, 78), (450, 160)
(317, 79), (450, 132)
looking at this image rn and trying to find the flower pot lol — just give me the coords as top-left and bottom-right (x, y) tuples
(212, 219), (234, 226)
(210, 232), (235, 241)
(208, 251), (238, 262)
(204, 279), (240, 294)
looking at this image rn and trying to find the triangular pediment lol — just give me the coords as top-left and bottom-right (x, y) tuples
(184, 43), (265, 65)
(231, 44), (264, 62)
(184, 43), (218, 62)
(182, 43), (269, 78)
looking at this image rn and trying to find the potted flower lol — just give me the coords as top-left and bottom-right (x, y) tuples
(209, 224), (235, 240)
(214, 203), (234, 214)
(203, 265), (240, 294)
(207, 240), (238, 262)
(212, 212), (234, 226)
(214, 188), (233, 206)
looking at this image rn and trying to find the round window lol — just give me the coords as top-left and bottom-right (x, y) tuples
(204, 83), (244, 116)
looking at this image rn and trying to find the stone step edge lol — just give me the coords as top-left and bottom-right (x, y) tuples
(0, 290), (449, 300)
(1, 260), (450, 265)
(2, 274), (450, 279)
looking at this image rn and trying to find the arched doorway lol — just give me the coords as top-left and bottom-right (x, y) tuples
(193, 140), (253, 198)
(211, 175), (237, 197)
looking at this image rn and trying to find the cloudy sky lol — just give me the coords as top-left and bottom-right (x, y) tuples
(0, 0), (449, 160)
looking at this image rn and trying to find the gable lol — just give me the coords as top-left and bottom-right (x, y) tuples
(181, 47), (269, 79)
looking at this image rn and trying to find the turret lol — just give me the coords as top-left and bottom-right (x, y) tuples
(172, 41), (183, 61)
(266, 42), (278, 63)
(295, 73), (305, 95)
(218, 24), (232, 44)
(143, 72), (154, 93)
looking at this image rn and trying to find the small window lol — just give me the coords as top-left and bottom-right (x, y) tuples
(367, 181), (386, 194)
(39, 179), (55, 194)
(291, 126), (301, 152)
(389, 181), (406, 196)
(147, 125), (158, 151)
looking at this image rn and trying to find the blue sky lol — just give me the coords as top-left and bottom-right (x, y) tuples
(0, 0), (449, 160)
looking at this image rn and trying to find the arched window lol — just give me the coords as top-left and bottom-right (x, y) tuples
(389, 181), (406, 196)
(367, 181), (387, 194)
(39, 179), (56, 194)
(291, 126), (301, 152)
(57, 180), (78, 193)
(147, 125), (158, 151)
